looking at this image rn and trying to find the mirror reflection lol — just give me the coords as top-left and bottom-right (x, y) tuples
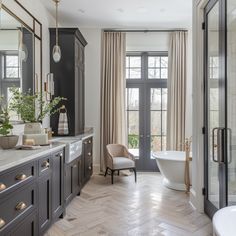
(0, 8), (34, 121)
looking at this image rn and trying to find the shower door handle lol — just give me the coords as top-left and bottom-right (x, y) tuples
(212, 127), (225, 163)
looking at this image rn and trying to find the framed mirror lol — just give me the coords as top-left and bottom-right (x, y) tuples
(0, 1), (42, 121)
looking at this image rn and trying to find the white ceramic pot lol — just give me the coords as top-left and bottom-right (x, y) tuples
(0, 135), (19, 149)
(24, 122), (42, 134)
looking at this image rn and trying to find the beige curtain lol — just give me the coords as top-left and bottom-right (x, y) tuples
(167, 31), (187, 151)
(100, 32), (126, 172)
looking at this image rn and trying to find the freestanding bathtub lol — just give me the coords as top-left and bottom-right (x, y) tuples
(152, 151), (192, 191)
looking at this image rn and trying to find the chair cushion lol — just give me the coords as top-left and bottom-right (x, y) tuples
(113, 157), (135, 169)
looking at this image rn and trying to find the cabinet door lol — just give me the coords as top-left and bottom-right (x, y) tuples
(10, 211), (37, 236)
(64, 163), (73, 205)
(52, 151), (64, 219)
(38, 173), (51, 234)
(71, 159), (80, 195)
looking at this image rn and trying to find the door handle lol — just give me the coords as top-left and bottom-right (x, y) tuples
(212, 128), (218, 163)
(212, 127), (225, 163)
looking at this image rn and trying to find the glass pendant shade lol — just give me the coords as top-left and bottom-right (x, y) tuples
(52, 45), (61, 63)
(52, 0), (61, 63)
(19, 29), (28, 62)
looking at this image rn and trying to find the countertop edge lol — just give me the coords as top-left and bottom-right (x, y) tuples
(0, 143), (66, 173)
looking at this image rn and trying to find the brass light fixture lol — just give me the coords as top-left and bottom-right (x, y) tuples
(52, 0), (61, 63)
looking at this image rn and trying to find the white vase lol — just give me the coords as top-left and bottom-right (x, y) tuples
(24, 122), (42, 134)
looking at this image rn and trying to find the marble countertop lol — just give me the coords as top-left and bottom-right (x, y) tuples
(0, 128), (94, 173)
(0, 142), (66, 173)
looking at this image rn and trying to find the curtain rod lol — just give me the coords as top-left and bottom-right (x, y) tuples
(103, 29), (188, 33)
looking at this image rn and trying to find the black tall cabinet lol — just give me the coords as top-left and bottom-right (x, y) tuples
(50, 28), (87, 136)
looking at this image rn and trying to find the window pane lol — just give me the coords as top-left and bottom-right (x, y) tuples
(126, 68), (129, 79)
(162, 111), (167, 135)
(151, 111), (161, 135)
(148, 57), (160, 67)
(161, 68), (168, 79)
(126, 57), (130, 67)
(6, 55), (18, 67)
(151, 136), (161, 153)
(151, 88), (161, 110)
(128, 111), (139, 135)
(161, 57), (168, 67)
(162, 89), (168, 110)
(148, 69), (160, 79)
(127, 88), (139, 110)
(162, 136), (167, 151)
(6, 68), (18, 78)
(130, 57), (141, 67)
(130, 68), (141, 78)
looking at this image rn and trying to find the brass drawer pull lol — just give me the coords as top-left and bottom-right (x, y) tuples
(15, 202), (27, 211)
(42, 161), (50, 168)
(73, 164), (77, 168)
(0, 218), (5, 229)
(0, 183), (6, 192)
(84, 141), (88, 145)
(88, 152), (92, 156)
(15, 174), (27, 181)
(88, 140), (91, 144)
(88, 166), (92, 170)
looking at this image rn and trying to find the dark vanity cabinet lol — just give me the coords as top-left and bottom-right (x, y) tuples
(0, 136), (93, 236)
(64, 137), (93, 205)
(0, 149), (65, 236)
(49, 28), (87, 136)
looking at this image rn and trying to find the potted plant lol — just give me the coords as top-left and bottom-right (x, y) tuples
(0, 97), (19, 149)
(9, 88), (65, 134)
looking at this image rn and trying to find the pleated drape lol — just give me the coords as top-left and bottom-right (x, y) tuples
(100, 32), (126, 172)
(167, 31), (187, 151)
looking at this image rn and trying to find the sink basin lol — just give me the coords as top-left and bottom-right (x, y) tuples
(62, 139), (82, 163)
(213, 206), (236, 236)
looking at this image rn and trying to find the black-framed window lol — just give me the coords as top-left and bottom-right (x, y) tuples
(3, 54), (20, 79)
(126, 52), (168, 152)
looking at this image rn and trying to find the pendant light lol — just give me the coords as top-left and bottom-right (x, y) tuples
(52, 0), (61, 63)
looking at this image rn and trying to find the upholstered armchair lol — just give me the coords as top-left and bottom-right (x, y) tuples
(105, 144), (137, 184)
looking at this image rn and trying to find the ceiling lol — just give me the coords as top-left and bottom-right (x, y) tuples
(40, 0), (192, 29)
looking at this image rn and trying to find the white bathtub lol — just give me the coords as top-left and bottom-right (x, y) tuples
(152, 151), (192, 191)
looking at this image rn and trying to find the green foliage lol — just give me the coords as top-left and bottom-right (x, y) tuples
(0, 97), (13, 136)
(128, 134), (139, 149)
(9, 88), (66, 123)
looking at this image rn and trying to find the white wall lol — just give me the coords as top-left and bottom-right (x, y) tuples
(80, 29), (102, 166)
(0, 30), (18, 50)
(126, 32), (169, 51)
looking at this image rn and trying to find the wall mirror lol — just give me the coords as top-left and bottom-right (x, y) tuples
(0, 1), (42, 121)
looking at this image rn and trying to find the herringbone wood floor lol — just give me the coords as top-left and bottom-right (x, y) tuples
(45, 172), (212, 236)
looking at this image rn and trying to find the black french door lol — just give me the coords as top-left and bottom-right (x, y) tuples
(204, 0), (236, 218)
(126, 52), (168, 171)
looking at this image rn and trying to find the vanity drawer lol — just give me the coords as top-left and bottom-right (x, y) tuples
(0, 162), (36, 197)
(0, 183), (37, 233)
(83, 137), (93, 154)
(38, 155), (51, 175)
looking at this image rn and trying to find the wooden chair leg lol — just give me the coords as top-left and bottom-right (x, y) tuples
(104, 168), (108, 177)
(111, 170), (114, 184)
(133, 168), (137, 183)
